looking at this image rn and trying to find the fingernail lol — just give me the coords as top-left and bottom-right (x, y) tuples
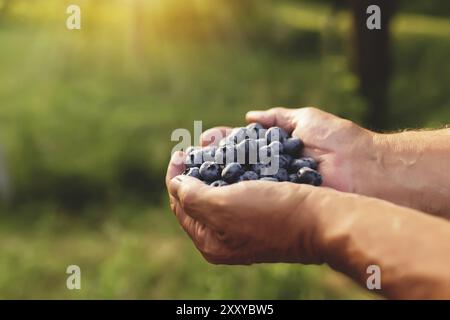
(170, 151), (185, 166)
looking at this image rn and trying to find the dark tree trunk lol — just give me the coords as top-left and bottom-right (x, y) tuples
(349, 0), (396, 130)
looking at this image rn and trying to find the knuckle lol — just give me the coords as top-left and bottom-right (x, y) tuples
(203, 253), (222, 265)
(301, 106), (318, 115)
(180, 188), (197, 210)
(270, 106), (287, 114)
(201, 248), (229, 265)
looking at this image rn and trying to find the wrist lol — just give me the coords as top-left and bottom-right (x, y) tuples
(291, 185), (340, 264)
(367, 131), (435, 211)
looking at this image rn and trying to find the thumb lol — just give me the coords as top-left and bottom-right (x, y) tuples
(246, 107), (296, 132)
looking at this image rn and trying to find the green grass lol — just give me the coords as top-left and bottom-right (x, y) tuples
(0, 0), (448, 299)
(0, 203), (375, 299)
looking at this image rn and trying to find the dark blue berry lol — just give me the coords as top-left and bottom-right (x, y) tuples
(289, 157), (318, 172)
(297, 167), (322, 186)
(238, 171), (259, 181)
(283, 137), (304, 157)
(266, 155), (289, 172)
(222, 162), (245, 183)
(199, 161), (222, 182)
(279, 154), (293, 169)
(185, 167), (201, 179)
(210, 180), (228, 187)
(289, 173), (300, 183)
(274, 168), (288, 182)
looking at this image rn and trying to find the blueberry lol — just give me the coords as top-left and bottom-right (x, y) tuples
(201, 125), (320, 186)
(222, 162), (245, 183)
(199, 161), (222, 182)
(210, 180), (228, 187)
(265, 155), (289, 172)
(289, 157), (318, 172)
(268, 141), (283, 156)
(259, 177), (278, 182)
(215, 144), (237, 165)
(274, 168), (288, 182)
(279, 154), (293, 169)
(251, 163), (265, 175)
(289, 173), (300, 183)
(265, 126), (288, 143)
(236, 138), (259, 165)
(238, 171), (259, 181)
(297, 167), (322, 186)
(283, 137), (304, 157)
(185, 167), (201, 179)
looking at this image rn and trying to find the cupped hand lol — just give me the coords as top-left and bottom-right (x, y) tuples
(165, 152), (323, 265)
(202, 107), (376, 194)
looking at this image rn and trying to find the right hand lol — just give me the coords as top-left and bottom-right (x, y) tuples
(202, 107), (376, 194)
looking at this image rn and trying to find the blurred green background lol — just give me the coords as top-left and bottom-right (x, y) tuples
(0, 0), (449, 299)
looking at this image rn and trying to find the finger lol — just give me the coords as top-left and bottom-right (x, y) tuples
(165, 151), (186, 190)
(246, 107), (296, 132)
(200, 126), (232, 147)
(169, 175), (220, 227)
(172, 198), (200, 239)
(173, 199), (223, 262)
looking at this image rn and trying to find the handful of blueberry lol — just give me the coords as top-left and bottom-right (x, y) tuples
(183, 123), (322, 187)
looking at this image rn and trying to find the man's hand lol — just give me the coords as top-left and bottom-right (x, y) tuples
(202, 107), (450, 217)
(166, 151), (323, 265)
(202, 107), (375, 194)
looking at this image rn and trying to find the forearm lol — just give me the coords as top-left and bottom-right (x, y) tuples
(365, 129), (450, 217)
(305, 187), (450, 299)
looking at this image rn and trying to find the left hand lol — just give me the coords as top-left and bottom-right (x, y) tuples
(165, 151), (324, 265)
